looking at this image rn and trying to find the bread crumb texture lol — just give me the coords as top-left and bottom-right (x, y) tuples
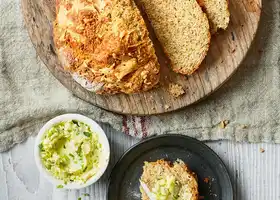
(197, 0), (230, 34)
(140, 0), (210, 75)
(168, 83), (185, 98)
(140, 159), (199, 200)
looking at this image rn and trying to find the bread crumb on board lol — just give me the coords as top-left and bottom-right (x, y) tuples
(168, 83), (185, 98)
(260, 148), (265, 153)
(219, 120), (229, 129)
(164, 104), (171, 110)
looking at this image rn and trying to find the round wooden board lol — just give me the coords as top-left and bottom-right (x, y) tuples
(21, 0), (262, 115)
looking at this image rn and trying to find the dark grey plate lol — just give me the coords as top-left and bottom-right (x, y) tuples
(107, 135), (233, 200)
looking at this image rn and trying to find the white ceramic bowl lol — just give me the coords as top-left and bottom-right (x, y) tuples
(34, 114), (110, 189)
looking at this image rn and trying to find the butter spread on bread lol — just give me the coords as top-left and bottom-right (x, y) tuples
(140, 160), (199, 200)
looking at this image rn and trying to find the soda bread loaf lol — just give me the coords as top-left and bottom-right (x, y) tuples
(197, 0), (230, 34)
(140, 0), (211, 75)
(140, 160), (199, 200)
(53, 0), (160, 94)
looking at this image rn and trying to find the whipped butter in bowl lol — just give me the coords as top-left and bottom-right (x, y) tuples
(34, 114), (110, 189)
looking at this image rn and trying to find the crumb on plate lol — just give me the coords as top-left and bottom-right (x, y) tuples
(203, 177), (210, 184)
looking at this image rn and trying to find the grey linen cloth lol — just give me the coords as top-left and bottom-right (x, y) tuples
(0, 0), (280, 152)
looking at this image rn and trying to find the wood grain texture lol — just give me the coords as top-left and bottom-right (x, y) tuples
(21, 0), (262, 115)
(1, 124), (280, 200)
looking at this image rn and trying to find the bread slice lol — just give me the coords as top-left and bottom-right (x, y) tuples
(140, 0), (210, 75)
(140, 160), (199, 200)
(197, 0), (230, 34)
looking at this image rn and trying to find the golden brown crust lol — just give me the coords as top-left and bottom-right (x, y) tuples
(197, 0), (205, 7)
(53, 0), (160, 94)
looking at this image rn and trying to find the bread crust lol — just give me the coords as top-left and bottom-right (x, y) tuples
(53, 0), (160, 94)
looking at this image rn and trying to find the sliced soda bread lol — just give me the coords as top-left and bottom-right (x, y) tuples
(140, 0), (210, 75)
(140, 160), (199, 200)
(197, 0), (230, 34)
(54, 0), (160, 94)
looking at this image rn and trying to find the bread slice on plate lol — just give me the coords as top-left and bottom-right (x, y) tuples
(140, 160), (199, 200)
(140, 0), (210, 75)
(197, 0), (230, 34)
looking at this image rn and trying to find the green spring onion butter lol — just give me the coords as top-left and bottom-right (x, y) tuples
(39, 120), (102, 184)
(152, 176), (180, 200)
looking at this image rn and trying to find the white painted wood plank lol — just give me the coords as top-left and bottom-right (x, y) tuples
(207, 142), (280, 200)
(0, 124), (280, 200)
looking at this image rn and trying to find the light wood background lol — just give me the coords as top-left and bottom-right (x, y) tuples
(21, 0), (262, 115)
(1, 124), (279, 200)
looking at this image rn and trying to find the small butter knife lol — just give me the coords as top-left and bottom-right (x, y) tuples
(140, 180), (156, 200)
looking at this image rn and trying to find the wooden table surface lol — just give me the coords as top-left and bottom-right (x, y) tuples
(1, 124), (279, 200)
